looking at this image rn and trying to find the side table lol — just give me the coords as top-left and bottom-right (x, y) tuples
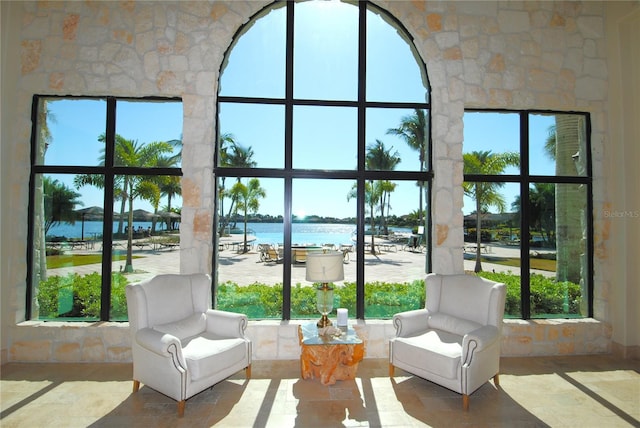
(298, 323), (364, 386)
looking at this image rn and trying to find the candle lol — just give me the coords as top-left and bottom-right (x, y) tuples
(337, 308), (348, 326)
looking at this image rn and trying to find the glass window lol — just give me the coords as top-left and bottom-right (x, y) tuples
(366, 7), (429, 103)
(29, 97), (183, 321)
(36, 99), (106, 166)
(216, 1), (432, 320)
(293, 1), (359, 101)
(463, 110), (592, 319)
(219, 4), (287, 99)
(218, 103), (285, 169)
(293, 106), (357, 170)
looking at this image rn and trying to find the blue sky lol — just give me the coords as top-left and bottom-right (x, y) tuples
(43, 1), (556, 220)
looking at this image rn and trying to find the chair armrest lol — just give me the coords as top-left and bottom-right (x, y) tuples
(135, 328), (183, 357)
(461, 325), (499, 364)
(205, 309), (248, 338)
(392, 309), (430, 337)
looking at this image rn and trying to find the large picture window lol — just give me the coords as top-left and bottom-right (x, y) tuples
(463, 110), (593, 319)
(215, 1), (432, 320)
(28, 96), (183, 321)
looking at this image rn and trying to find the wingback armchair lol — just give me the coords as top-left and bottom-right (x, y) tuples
(126, 273), (252, 416)
(389, 273), (506, 410)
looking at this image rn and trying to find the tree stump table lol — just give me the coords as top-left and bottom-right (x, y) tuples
(298, 323), (364, 386)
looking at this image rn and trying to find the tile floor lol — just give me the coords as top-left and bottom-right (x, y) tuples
(1, 355), (638, 427)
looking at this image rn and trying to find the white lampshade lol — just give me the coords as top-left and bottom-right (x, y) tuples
(305, 251), (344, 282)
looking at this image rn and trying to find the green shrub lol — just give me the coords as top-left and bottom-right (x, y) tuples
(477, 271), (582, 317)
(217, 279), (426, 320)
(37, 272), (129, 319)
(37, 271), (583, 321)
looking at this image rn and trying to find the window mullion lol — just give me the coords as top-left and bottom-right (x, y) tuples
(100, 97), (117, 321)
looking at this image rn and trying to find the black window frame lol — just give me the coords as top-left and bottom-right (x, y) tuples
(26, 94), (183, 321)
(214, 1), (433, 320)
(463, 108), (594, 319)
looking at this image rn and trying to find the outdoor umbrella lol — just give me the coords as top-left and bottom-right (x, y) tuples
(132, 209), (155, 221)
(155, 210), (181, 230)
(75, 206), (104, 240)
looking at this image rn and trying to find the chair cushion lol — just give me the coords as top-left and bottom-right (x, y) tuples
(393, 329), (463, 379)
(153, 313), (207, 341)
(182, 332), (248, 381)
(428, 313), (482, 337)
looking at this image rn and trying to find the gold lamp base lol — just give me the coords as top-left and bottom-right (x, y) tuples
(317, 314), (332, 328)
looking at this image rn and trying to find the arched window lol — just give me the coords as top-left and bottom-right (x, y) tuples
(215, 1), (431, 320)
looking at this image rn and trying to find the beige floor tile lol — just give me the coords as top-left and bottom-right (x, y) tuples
(1, 355), (638, 427)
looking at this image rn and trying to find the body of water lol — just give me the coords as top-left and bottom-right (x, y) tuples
(47, 221), (169, 240)
(48, 221), (412, 247)
(229, 223), (412, 247)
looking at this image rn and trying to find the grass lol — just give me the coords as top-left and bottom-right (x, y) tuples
(47, 253), (141, 269)
(479, 257), (556, 272)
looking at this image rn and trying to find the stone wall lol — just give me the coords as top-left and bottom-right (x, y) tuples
(2, 0), (622, 362)
(9, 319), (610, 362)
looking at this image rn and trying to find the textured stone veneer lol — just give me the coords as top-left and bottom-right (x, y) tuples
(3, 0), (623, 362)
(10, 319), (610, 363)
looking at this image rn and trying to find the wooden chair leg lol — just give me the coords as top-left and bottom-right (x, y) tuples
(132, 380), (140, 393)
(246, 364), (252, 379)
(177, 400), (186, 417)
(462, 394), (469, 411)
(493, 373), (500, 386)
(389, 363), (395, 377)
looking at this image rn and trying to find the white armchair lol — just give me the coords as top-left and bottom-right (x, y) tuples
(126, 273), (252, 416)
(389, 273), (506, 410)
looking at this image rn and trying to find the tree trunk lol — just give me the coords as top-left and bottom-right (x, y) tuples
(474, 184), (483, 273)
(554, 115), (584, 285)
(124, 183), (134, 273)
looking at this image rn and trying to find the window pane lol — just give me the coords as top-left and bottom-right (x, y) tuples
(32, 173), (103, 320)
(217, 177), (283, 319)
(362, 179), (426, 318)
(367, 6), (429, 103)
(530, 113), (588, 177)
(115, 100), (183, 168)
(219, 4), (286, 98)
(291, 179), (356, 320)
(463, 112), (520, 175)
(111, 174), (180, 276)
(293, 106), (357, 170)
(463, 182), (521, 317)
(294, 1), (359, 101)
(219, 103), (285, 169)
(530, 183), (588, 318)
(367, 108), (428, 172)
(37, 98), (106, 166)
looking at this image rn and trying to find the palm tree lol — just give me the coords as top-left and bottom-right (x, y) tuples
(511, 183), (555, 245)
(347, 181), (379, 254)
(75, 135), (173, 272)
(387, 109), (428, 223)
(155, 154), (182, 231)
(220, 142), (257, 235)
(544, 117), (587, 289)
(365, 139), (401, 241)
(217, 133), (237, 236)
(34, 101), (56, 293)
(43, 177), (84, 235)
(463, 150), (519, 272)
(230, 178), (266, 253)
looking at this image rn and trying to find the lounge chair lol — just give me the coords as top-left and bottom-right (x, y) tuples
(259, 244), (283, 264)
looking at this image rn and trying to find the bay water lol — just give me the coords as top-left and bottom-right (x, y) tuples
(48, 221), (411, 246)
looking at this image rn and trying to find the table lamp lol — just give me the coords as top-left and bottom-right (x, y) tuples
(306, 251), (344, 328)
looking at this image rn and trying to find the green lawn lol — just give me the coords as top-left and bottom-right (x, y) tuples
(482, 257), (556, 272)
(47, 253), (141, 269)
